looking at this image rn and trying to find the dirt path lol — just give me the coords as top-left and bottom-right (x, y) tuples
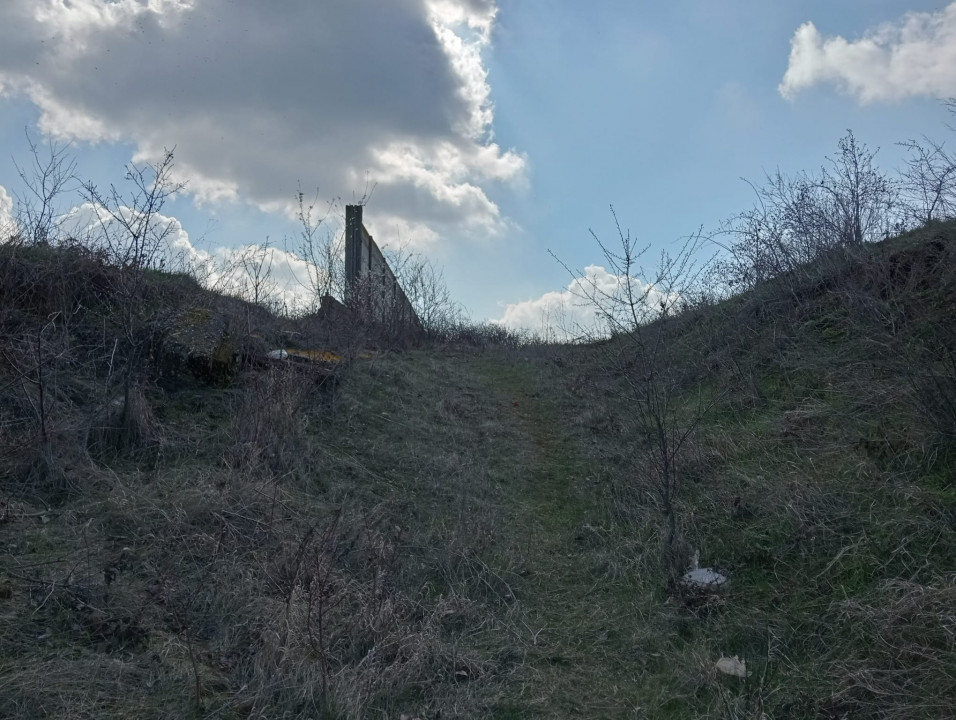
(469, 353), (648, 718)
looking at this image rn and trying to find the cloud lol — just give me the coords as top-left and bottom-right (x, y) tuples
(0, 0), (524, 245)
(206, 242), (320, 313)
(0, 184), (13, 238)
(495, 265), (672, 342)
(62, 200), (205, 269)
(61, 200), (321, 311)
(780, 5), (956, 103)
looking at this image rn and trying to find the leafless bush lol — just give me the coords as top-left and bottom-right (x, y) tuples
(1, 315), (69, 446)
(291, 188), (345, 312)
(220, 503), (495, 719)
(848, 228), (956, 463)
(79, 150), (184, 453)
(80, 149), (184, 275)
(558, 208), (715, 586)
(9, 131), (77, 247)
(430, 320), (529, 348)
(0, 280), (98, 502)
(716, 131), (902, 292)
(384, 243), (465, 336)
(234, 239), (280, 309)
(899, 137), (956, 226)
(821, 131), (903, 245)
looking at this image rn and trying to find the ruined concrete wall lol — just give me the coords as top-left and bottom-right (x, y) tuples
(345, 205), (422, 339)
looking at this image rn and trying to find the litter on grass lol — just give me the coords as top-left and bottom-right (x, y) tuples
(716, 656), (749, 678)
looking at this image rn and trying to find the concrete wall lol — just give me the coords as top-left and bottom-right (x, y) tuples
(345, 205), (422, 338)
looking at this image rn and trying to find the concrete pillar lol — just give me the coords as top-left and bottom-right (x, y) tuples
(345, 204), (363, 305)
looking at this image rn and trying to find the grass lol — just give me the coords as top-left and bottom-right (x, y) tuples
(2, 224), (956, 717)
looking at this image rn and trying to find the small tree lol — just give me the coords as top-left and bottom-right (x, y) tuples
(291, 189), (345, 312)
(81, 150), (184, 275)
(11, 130), (77, 247)
(818, 131), (901, 245)
(235, 239), (278, 308)
(80, 150), (184, 452)
(899, 137), (956, 225)
(0, 136), (82, 479)
(384, 243), (463, 336)
(558, 209), (713, 586)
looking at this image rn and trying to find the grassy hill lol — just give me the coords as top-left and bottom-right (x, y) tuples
(1, 224), (954, 719)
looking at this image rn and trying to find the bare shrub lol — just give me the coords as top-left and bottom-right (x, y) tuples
(234, 239), (280, 309)
(557, 208), (715, 587)
(897, 311), (956, 460)
(846, 226), (956, 465)
(899, 137), (956, 225)
(291, 188), (345, 312)
(820, 131), (902, 245)
(9, 131), (77, 247)
(384, 243), (465, 336)
(79, 150), (185, 454)
(205, 504), (497, 719)
(0, 281), (101, 503)
(716, 131), (902, 292)
(431, 321), (529, 349)
(1, 314), (70, 446)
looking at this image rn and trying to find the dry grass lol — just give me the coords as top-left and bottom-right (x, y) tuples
(1, 340), (535, 717)
(823, 578), (955, 719)
(2, 228), (956, 717)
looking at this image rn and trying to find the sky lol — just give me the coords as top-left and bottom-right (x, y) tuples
(1, 0), (954, 335)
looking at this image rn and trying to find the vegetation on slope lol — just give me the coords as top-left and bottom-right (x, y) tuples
(1, 218), (954, 719)
(0, 124), (953, 718)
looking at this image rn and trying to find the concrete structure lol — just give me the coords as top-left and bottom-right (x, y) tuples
(345, 205), (422, 339)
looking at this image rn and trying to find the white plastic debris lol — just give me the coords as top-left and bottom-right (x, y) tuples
(681, 549), (729, 589)
(267, 349), (289, 360)
(682, 567), (729, 588)
(716, 656), (749, 678)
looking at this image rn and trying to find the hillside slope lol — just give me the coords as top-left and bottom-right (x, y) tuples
(1, 225), (954, 718)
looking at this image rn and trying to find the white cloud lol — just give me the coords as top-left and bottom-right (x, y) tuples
(61, 201), (320, 312)
(365, 214), (441, 250)
(427, 0), (497, 40)
(0, 184), (14, 238)
(0, 0), (524, 243)
(780, 5), (956, 103)
(62, 200), (198, 266)
(207, 243), (319, 313)
(495, 265), (672, 342)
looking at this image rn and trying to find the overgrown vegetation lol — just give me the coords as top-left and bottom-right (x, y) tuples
(540, 217), (956, 718)
(1, 124), (955, 718)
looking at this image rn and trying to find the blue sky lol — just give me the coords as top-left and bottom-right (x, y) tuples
(1, 1), (953, 333)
